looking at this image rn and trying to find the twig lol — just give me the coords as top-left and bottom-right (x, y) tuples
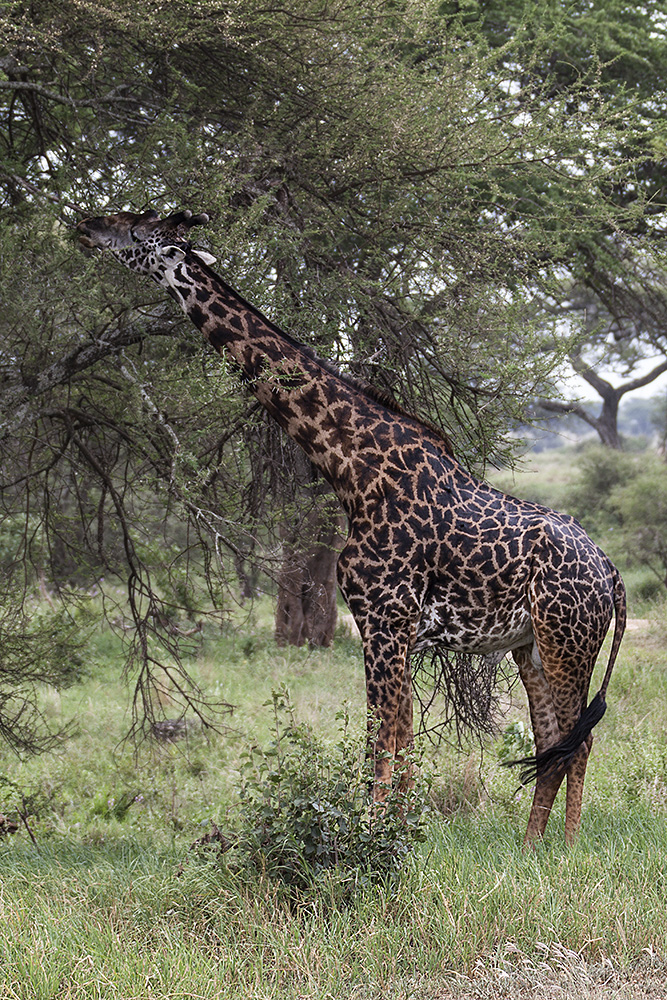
(0, 170), (86, 214)
(20, 795), (38, 846)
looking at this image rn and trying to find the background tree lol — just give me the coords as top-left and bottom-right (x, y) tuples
(538, 332), (667, 450)
(464, 0), (667, 447)
(0, 0), (661, 748)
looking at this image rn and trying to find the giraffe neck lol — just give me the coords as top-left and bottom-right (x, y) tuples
(133, 244), (429, 504)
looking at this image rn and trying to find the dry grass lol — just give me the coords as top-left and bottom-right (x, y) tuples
(389, 948), (667, 999)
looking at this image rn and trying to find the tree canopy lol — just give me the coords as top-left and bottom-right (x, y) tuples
(479, 0), (667, 444)
(0, 0), (664, 750)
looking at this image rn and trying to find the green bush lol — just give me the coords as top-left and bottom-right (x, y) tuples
(0, 596), (96, 754)
(210, 689), (429, 892)
(568, 445), (639, 535)
(607, 463), (667, 588)
(497, 720), (534, 764)
(633, 575), (666, 604)
(569, 446), (667, 594)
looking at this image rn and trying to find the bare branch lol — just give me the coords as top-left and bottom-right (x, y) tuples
(538, 398), (600, 432)
(569, 353), (616, 402)
(0, 324), (179, 439)
(0, 79), (136, 109)
(619, 357), (667, 395)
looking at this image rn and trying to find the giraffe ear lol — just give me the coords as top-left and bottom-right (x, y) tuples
(161, 245), (186, 265)
(191, 249), (217, 266)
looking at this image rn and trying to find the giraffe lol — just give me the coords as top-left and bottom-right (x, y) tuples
(76, 208), (626, 844)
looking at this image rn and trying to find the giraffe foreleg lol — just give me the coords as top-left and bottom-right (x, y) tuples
(359, 622), (415, 803)
(395, 654), (415, 794)
(336, 538), (419, 803)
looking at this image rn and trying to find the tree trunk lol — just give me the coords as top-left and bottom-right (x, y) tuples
(233, 550), (258, 602)
(596, 394), (622, 449)
(539, 373), (625, 448)
(274, 505), (344, 648)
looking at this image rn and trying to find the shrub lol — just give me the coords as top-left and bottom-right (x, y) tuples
(497, 720), (534, 764)
(632, 573), (666, 605)
(0, 596), (95, 754)
(606, 461), (667, 589)
(209, 689), (430, 892)
(569, 446), (667, 594)
(568, 445), (639, 535)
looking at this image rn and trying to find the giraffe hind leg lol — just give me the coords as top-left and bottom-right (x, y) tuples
(518, 692), (606, 785)
(513, 644), (566, 843)
(520, 689), (605, 842)
(564, 734), (593, 845)
(513, 639), (603, 843)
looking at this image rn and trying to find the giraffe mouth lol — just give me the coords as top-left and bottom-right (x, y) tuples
(76, 218), (117, 252)
(76, 219), (100, 249)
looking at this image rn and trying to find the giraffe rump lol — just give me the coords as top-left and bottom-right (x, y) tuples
(411, 645), (512, 743)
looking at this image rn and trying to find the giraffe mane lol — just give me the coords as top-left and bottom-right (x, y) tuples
(189, 250), (454, 455)
(135, 210), (453, 454)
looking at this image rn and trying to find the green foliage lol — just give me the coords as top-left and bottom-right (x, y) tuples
(89, 788), (142, 822)
(608, 466), (667, 579)
(0, 595), (95, 754)
(569, 445), (640, 535)
(497, 720), (534, 764)
(632, 574), (666, 604)
(470, 1), (667, 442)
(570, 446), (667, 590)
(0, 0), (656, 452)
(616, 735), (667, 810)
(219, 688), (429, 892)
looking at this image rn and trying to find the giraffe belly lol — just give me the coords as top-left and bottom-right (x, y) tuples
(413, 595), (533, 656)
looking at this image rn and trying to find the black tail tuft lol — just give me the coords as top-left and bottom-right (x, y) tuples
(505, 692), (607, 785)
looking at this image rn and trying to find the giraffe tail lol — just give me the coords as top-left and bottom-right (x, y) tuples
(511, 693), (607, 785)
(510, 564), (626, 786)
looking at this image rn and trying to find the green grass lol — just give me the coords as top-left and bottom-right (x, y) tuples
(1, 597), (667, 998)
(2, 809), (667, 998)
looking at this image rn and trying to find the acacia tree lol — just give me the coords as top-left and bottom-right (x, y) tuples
(539, 345), (667, 450)
(0, 0), (659, 748)
(533, 250), (667, 447)
(466, 0), (667, 447)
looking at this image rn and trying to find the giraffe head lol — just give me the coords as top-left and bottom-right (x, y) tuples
(77, 209), (215, 276)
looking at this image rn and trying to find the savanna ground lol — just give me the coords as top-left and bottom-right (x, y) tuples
(2, 445), (667, 999)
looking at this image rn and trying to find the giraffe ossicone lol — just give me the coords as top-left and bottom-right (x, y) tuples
(76, 208), (626, 844)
